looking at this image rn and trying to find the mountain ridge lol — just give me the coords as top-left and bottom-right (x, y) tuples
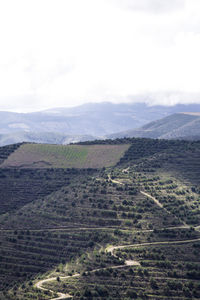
(108, 112), (200, 140)
(1, 102), (200, 145)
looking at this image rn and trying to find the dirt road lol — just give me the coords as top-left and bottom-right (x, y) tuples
(140, 191), (163, 208)
(35, 237), (200, 299)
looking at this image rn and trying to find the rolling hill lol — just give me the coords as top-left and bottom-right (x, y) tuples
(0, 138), (200, 299)
(1, 102), (200, 145)
(108, 112), (200, 140)
(0, 131), (96, 147)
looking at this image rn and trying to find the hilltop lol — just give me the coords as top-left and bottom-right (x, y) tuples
(108, 112), (200, 140)
(1, 102), (200, 145)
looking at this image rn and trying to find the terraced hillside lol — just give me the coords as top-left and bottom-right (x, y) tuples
(0, 142), (22, 164)
(0, 138), (200, 299)
(44, 240), (200, 299)
(0, 168), (95, 215)
(1, 143), (130, 168)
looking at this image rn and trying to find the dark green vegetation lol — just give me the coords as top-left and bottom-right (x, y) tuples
(108, 112), (200, 140)
(58, 242), (200, 299)
(0, 138), (200, 299)
(0, 168), (95, 215)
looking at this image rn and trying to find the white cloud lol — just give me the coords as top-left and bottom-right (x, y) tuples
(0, 0), (200, 112)
(113, 0), (185, 14)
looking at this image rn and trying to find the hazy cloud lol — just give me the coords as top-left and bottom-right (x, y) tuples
(0, 0), (200, 112)
(114, 0), (185, 14)
(128, 92), (200, 106)
(24, 60), (75, 91)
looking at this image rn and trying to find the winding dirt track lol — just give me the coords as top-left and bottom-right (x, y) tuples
(108, 174), (124, 185)
(35, 274), (79, 299)
(106, 238), (200, 254)
(140, 191), (191, 229)
(33, 174), (200, 297)
(35, 237), (200, 300)
(140, 191), (164, 208)
(34, 176), (200, 298)
(108, 173), (191, 229)
(35, 260), (140, 299)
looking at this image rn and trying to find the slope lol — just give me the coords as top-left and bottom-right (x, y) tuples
(0, 143), (130, 169)
(108, 112), (200, 140)
(0, 138), (200, 299)
(1, 102), (200, 146)
(0, 131), (96, 147)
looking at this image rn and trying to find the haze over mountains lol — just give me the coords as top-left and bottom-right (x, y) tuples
(0, 102), (200, 145)
(108, 112), (200, 140)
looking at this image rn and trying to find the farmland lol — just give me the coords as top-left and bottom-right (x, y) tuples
(0, 143), (130, 168)
(0, 138), (200, 299)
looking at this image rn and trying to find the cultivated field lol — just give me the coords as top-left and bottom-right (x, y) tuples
(0, 143), (130, 168)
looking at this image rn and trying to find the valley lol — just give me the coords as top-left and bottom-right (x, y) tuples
(1, 103), (200, 146)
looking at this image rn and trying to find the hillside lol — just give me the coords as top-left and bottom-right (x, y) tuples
(0, 132), (96, 147)
(1, 103), (200, 145)
(0, 138), (200, 299)
(108, 112), (200, 140)
(1, 143), (129, 169)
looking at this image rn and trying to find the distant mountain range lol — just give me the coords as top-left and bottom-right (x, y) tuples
(0, 102), (200, 145)
(0, 132), (96, 147)
(108, 112), (200, 140)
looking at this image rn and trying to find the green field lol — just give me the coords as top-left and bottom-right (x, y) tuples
(0, 143), (130, 168)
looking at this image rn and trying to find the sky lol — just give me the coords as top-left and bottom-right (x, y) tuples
(0, 0), (200, 112)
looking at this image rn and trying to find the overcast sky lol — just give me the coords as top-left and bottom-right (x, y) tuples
(0, 0), (200, 112)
